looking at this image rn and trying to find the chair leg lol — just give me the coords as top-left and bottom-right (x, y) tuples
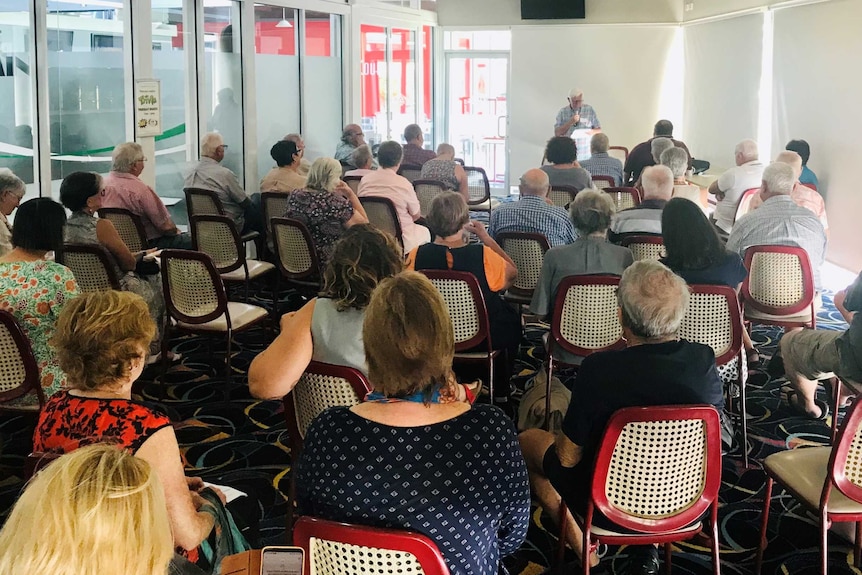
(664, 543), (672, 575)
(555, 500), (568, 569)
(545, 355), (555, 431)
(739, 368), (749, 468)
(831, 377), (842, 444)
(755, 477), (774, 575)
(711, 508), (722, 575)
(488, 355), (495, 407)
(820, 510), (828, 575)
(225, 328), (233, 382)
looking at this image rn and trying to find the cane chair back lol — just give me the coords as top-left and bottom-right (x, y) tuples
(604, 187), (641, 212)
(608, 146), (629, 164)
(293, 517), (450, 575)
(464, 166), (491, 206)
(620, 235), (665, 261)
(161, 250), (226, 325)
(398, 164), (423, 184)
(184, 187), (224, 220)
(591, 175), (615, 190)
(421, 270), (490, 352)
(57, 244), (121, 293)
(270, 218), (321, 284)
(98, 208), (148, 253)
(342, 175), (363, 194)
(498, 232), (551, 296)
(262, 191), (291, 243)
(742, 245), (816, 328)
(413, 179), (447, 218)
(190, 215), (243, 274)
(359, 196), (404, 249)
(550, 275), (624, 358)
(548, 185), (578, 208)
(0, 310), (44, 409)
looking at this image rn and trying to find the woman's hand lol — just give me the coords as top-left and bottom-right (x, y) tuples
(186, 476), (205, 492)
(464, 220), (489, 240)
(333, 180), (354, 200)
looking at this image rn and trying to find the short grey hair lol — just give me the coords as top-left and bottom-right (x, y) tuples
(403, 124), (423, 142)
(775, 150), (803, 179)
(307, 157), (343, 192)
(200, 132), (224, 158)
(111, 142), (144, 173)
(735, 139), (759, 163)
(617, 259), (690, 339)
(641, 165), (674, 200)
(436, 143), (455, 156)
(650, 138), (674, 164)
(762, 162), (795, 196)
(283, 133), (303, 145)
(0, 169), (25, 197)
(351, 145), (373, 169)
(590, 133), (610, 154)
(570, 189), (615, 235)
(660, 146), (689, 178)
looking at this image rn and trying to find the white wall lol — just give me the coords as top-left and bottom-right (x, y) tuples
(438, 0), (681, 26)
(508, 25), (682, 183)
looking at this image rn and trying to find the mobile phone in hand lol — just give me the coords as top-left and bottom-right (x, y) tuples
(261, 547), (304, 575)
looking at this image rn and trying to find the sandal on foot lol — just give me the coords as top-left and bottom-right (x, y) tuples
(787, 390), (829, 420)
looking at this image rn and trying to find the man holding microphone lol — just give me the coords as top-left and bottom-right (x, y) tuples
(554, 88), (601, 160)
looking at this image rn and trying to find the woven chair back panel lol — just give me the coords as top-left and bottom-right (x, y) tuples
(430, 278), (481, 345)
(611, 191), (636, 211)
(166, 258), (219, 318)
(310, 538), (425, 575)
(105, 214), (144, 252)
(189, 194), (219, 216)
(345, 179), (361, 194)
(294, 373), (364, 439)
(364, 203), (400, 239)
(274, 225), (313, 274)
(264, 196), (290, 224)
(844, 426), (862, 492)
(560, 285), (622, 349)
(548, 190), (573, 208)
(749, 252), (805, 308)
(679, 293), (733, 357)
(466, 171), (488, 202)
(504, 239), (545, 291)
(195, 220), (239, 269)
(0, 327), (27, 393)
(415, 184), (444, 217)
(64, 252), (113, 293)
(605, 419), (707, 518)
(593, 179), (612, 190)
(401, 168), (422, 183)
(630, 243), (665, 262)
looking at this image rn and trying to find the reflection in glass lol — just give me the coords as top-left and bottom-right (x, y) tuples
(388, 28), (416, 144)
(360, 25), (387, 146)
(0, 8), (36, 189)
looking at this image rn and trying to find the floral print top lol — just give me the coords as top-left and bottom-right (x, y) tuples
(283, 188), (353, 273)
(0, 260), (79, 406)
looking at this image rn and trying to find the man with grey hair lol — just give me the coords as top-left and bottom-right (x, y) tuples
(624, 120), (692, 185)
(102, 142), (192, 249)
(748, 150), (828, 230)
(401, 123), (436, 167)
(0, 169), (25, 256)
(662, 146), (704, 209)
(554, 88), (601, 162)
(184, 132), (259, 233)
(489, 168), (576, 247)
(708, 139), (764, 235)
(282, 133), (311, 176)
(727, 162), (826, 294)
(519, 259), (725, 574)
(579, 133), (623, 186)
(335, 123), (377, 169)
(609, 165), (673, 242)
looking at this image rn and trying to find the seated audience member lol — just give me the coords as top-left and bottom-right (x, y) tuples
(407, 192), (520, 406)
(489, 168), (576, 247)
(184, 132), (261, 234)
(631, 138), (675, 191)
(624, 120), (692, 185)
(260, 140), (307, 193)
(727, 162), (827, 298)
(0, 198), (78, 405)
(541, 136), (592, 190)
(283, 133), (311, 176)
(283, 158), (368, 273)
(749, 151), (828, 231)
(343, 145), (375, 178)
(786, 139), (819, 189)
(358, 141), (431, 253)
(0, 169), (26, 257)
(531, 190), (634, 364)
(0, 444), (174, 575)
(101, 142), (192, 250)
(33, 291), (234, 563)
(780, 270), (862, 419)
(296, 271), (530, 575)
(609, 165), (673, 242)
(519, 260), (725, 572)
(61, 172), (167, 359)
(661, 197), (759, 362)
(708, 139), (764, 236)
(419, 143), (469, 201)
(662, 146), (704, 209)
(579, 133), (623, 186)
(401, 123), (436, 166)
(335, 124), (375, 168)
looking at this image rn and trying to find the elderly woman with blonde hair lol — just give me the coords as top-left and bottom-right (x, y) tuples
(296, 271), (530, 575)
(0, 444), (174, 575)
(283, 157), (368, 272)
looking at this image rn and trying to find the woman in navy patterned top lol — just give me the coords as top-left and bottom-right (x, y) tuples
(296, 271), (530, 575)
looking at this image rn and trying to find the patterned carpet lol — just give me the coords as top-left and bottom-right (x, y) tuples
(0, 280), (856, 575)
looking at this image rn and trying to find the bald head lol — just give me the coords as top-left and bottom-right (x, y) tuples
(641, 165), (674, 201)
(519, 169), (550, 197)
(775, 150), (803, 180)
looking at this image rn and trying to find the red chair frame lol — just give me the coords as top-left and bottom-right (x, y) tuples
(609, 145), (630, 162)
(0, 310), (45, 410)
(734, 187), (761, 223)
(496, 231), (551, 305)
(741, 244), (816, 329)
(620, 234), (665, 261)
(591, 175), (616, 189)
(548, 184), (579, 208)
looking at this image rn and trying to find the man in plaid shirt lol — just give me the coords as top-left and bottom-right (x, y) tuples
(489, 169), (576, 248)
(580, 133), (623, 186)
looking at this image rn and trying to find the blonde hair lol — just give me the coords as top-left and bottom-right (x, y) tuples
(0, 445), (173, 575)
(306, 157), (343, 192)
(363, 271), (454, 399)
(51, 291), (155, 391)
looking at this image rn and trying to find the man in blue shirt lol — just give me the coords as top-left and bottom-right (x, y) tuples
(489, 169), (576, 247)
(554, 89), (601, 161)
(580, 133), (623, 186)
(786, 139), (820, 190)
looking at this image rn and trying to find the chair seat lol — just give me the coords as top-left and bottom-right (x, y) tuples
(177, 302), (268, 332)
(744, 307), (813, 323)
(585, 517), (703, 539)
(454, 350), (502, 360)
(221, 260), (276, 282)
(469, 198), (502, 212)
(765, 446), (862, 514)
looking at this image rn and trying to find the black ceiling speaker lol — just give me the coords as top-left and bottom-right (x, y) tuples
(521, 0), (586, 20)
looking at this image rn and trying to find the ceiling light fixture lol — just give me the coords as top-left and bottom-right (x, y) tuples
(275, 8), (293, 28)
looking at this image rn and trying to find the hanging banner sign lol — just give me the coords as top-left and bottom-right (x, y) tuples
(135, 79), (163, 137)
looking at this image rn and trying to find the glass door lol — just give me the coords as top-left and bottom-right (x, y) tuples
(445, 53), (509, 191)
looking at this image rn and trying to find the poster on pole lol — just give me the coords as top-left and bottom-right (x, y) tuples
(135, 79), (163, 137)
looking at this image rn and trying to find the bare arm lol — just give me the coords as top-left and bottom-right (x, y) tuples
(248, 300), (315, 399)
(554, 114), (578, 137)
(454, 165), (470, 203)
(95, 218), (137, 271)
(336, 182), (368, 227)
(135, 426), (215, 550)
(708, 180), (725, 201)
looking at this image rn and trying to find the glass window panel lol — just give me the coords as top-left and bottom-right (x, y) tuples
(360, 24), (386, 146)
(254, 5), (299, 186)
(203, 1), (244, 183)
(303, 12), (343, 161)
(388, 28), (415, 143)
(48, 4), (127, 197)
(421, 25), (433, 146)
(444, 30), (511, 51)
(0, 6), (37, 195)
